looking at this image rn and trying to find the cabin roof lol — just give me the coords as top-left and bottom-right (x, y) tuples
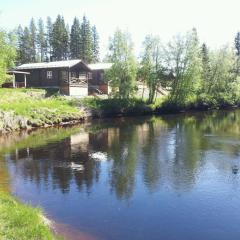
(7, 70), (30, 75)
(88, 63), (113, 71)
(15, 60), (84, 70)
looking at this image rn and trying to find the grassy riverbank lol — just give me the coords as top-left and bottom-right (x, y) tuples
(0, 192), (56, 240)
(0, 88), (85, 132)
(0, 88), (158, 133)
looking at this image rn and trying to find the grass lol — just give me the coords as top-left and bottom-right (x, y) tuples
(0, 88), (161, 132)
(0, 192), (56, 240)
(0, 89), (85, 131)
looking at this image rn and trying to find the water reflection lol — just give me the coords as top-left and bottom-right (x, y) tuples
(1, 110), (240, 239)
(1, 111), (240, 197)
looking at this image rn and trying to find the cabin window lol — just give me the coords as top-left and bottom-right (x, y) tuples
(100, 72), (104, 81)
(88, 72), (92, 79)
(47, 71), (52, 79)
(71, 72), (76, 78)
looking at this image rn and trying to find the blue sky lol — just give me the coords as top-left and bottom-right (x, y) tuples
(1, 0), (240, 58)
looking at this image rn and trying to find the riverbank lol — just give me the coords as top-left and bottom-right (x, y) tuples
(0, 88), (86, 133)
(0, 191), (56, 240)
(0, 88), (157, 133)
(1, 88), (238, 134)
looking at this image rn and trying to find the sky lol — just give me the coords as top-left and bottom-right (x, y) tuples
(1, 0), (240, 58)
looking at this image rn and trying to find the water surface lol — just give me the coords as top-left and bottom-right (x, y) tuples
(1, 110), (240, 240)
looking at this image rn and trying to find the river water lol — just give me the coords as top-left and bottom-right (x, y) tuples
(1, 110), (240, 240)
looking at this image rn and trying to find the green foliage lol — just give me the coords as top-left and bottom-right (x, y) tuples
(37, 18), (47, 62)
(235, 32), (240, 56)
(16, 15), (99, 63)
(80, 15), (93, 63)
(70, 17), (81, 59)
(29, 18), (38, 62)
(92, 25), (100, 63)
(0, 192), (56, 240)
(71, 97), (155, 116)
(0, 30), (16, 85)
(139, 35), (164, 103)
(106, 29), (137, 98)
(164, 29), (202, 105)
(52, 15), (69, 60)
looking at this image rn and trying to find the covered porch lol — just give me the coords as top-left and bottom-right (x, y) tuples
(6, 70), (30, 88)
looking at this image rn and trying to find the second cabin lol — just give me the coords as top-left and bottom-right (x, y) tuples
(12, 60), (112, 97)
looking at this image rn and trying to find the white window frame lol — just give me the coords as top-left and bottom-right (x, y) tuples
(47, 71), (52, 79)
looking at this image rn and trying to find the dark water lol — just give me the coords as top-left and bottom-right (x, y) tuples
(1, 110), (240, 240)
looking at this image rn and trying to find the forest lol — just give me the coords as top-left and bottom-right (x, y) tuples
(1, 15), (240, 110)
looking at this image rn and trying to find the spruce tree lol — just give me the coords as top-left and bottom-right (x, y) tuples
(80, 15), (93, 63)
(235, 32), (240, 56)
(92, 25), (100, 62)
(22, 27), (33, 63)
(16, 25), (25, 64)
(52, 15), (69, 60)
(70, 17), (81, 59)
(29, 18), (37, 62)
(37, 18), (47, 62)
(46, 16), (53, 61)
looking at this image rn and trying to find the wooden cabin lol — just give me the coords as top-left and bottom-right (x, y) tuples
(12, 60), (112, 97)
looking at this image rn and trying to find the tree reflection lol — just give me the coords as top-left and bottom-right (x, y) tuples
(2, 110), (240, 199)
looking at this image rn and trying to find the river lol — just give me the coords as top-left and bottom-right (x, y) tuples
(1, 110), (240, 240)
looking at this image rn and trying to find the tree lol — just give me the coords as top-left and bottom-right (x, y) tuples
(92, 25), (100, 62)
(201, 43), (211, 93)
(235, 32), (240, 56)
(18, 27), (32, 64)
(29, 18), (37, 62)
(0, 30), (16, 85)
(51, 15), (69, 60)
(80, 15), (93, 63)
(207, 46), (237, 98)
(163, 29), (202, 105)
(106, 29), (137, 98)
(46, 16), (53, 61)
(139, 35), (163, 103)
(37, 18), (47, 62)
(70, 17), (81, 59)
(16, 25), (25, 64)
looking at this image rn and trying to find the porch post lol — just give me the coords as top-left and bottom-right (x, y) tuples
(24, 74), (27, 88)
(13, 74), (16, 88)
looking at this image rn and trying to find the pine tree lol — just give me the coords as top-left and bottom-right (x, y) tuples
(37, 18), (47, 62)
(29, 18), (37, 62)
(52, 15), (69, 60)
(16, 25), (25, 64)
(46, 16), (53, 61)
(92, 25), (100, 62)
(80, 15), (93, 63)
(22, 27), (33, 63)
(70, 17), (81, 59)
(235, 32), (240, 56)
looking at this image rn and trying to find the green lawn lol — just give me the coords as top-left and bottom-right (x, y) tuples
(0, 88), (85, 131)
(0, 192), (56, 240)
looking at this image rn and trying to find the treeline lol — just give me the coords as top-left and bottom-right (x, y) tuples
(16, 15), (99, 64)
(106, 28), (240, 109)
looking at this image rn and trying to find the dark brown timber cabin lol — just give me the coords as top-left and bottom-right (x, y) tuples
(12, 60), (113, 97)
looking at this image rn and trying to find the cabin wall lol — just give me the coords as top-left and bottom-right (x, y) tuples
(40, 68), (59, 87)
